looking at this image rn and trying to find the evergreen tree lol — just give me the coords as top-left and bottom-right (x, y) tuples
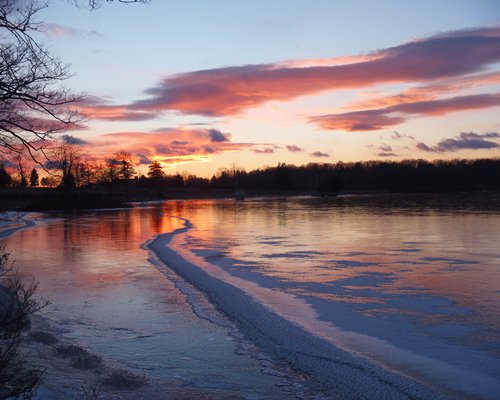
(119, 159), (135, 180)
(20, 175), (28, 187)
(29, 168), (39, 187)
(113, 152), (135, 180)
(147, 161), (165, 179)
(61, 172), (76, 189)
(0, 163), (12, 188)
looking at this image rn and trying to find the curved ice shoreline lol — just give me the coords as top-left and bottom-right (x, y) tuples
(148, 218), (450, 400)
(0, 212), (39, 238)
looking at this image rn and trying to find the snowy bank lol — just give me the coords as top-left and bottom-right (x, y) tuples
(0, 212), (41, 239)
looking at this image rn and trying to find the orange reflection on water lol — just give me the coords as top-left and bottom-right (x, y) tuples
(6, 207), (183, 290)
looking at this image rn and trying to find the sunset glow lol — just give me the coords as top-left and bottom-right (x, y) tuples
(37, 1), (500, 176)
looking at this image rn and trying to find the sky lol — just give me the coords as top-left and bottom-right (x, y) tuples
(37, 0), (500, 177)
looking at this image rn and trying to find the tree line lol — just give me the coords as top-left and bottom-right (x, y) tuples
(2, 154), (499, 193)
(209, 159), (500, 192)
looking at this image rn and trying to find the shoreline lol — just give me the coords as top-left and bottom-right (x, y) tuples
(2, 186), (500, 213)
(0, 211), (39, 238)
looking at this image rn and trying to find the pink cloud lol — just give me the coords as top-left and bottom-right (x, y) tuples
(43, 23), (104, 39)
(81, 27), (500, 119)
(44, 23), (80, 38)
(310, 110), (406, 131)
(79, 105), (157, 121)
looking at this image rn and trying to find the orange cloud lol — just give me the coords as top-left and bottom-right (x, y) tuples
(85, 128), (263, 166)
(79, 105), (157, 121)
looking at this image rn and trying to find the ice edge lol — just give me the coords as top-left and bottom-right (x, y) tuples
(147, 217), (450, 400)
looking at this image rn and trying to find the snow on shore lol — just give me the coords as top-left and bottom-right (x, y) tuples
(0, 211), (45, 239)
(148, 217), (452, 400)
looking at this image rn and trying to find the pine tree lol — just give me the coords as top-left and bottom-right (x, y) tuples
(0, 163), (12, 188)
(147, 161), (165, 179)
(113, 152), (135, 180)
(29, 168), (39, 187)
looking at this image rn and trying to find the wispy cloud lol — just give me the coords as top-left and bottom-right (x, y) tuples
(417, 132), (500, 153)
(391, 131), (415, 141)
(310, 151), (330, 158)
(369, 143), (400, 157)
(43, 23), (104, 39)
(343, 71), (500, 112)
(286, 145), (304, 152)
(80, 105), (158, 121)
(81, 27), (500, 120)
(309, 92), (500, 131)
(252, 147), (275, 154)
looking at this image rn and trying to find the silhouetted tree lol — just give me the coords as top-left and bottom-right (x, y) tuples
(61, 172), (76, 189)
(46, 142), (84, 188)
(74, 0), (151, 10)
(163, 173), (184, 188)
(184, 174), (209, 188)
(0, 163), (11, 188)
(73, 158), (98, 186)
(29, 168), (38, 187)
(113, 151), (135, 180)
(274, 162), (293, 190)
(0, 246), (48, 399)
(1, 0), (148, 161)
(103, 158), (119, 182)
(208, 159), (500, 193)
(147, 161), (165, 179)
(9, 151), (28, 187)
(0, 1), (81, 161)
(40, 176), (58, 187)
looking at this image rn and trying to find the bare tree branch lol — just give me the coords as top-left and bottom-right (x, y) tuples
(1, 0), (149, 162)
(0, 246), (48, 399)
(85, 0), (151, 10)
(1, 1), (82, 163)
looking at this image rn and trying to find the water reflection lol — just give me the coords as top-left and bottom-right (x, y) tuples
(2, 207), (293, 397)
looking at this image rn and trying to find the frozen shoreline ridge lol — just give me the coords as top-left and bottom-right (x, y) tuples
(148, 217), (450, 400)
(0, 212), (38, 239)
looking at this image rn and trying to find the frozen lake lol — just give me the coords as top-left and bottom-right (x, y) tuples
(2, 192), (499, 398)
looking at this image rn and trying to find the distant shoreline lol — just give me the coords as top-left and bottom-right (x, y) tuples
(1, 186), (500, 212)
